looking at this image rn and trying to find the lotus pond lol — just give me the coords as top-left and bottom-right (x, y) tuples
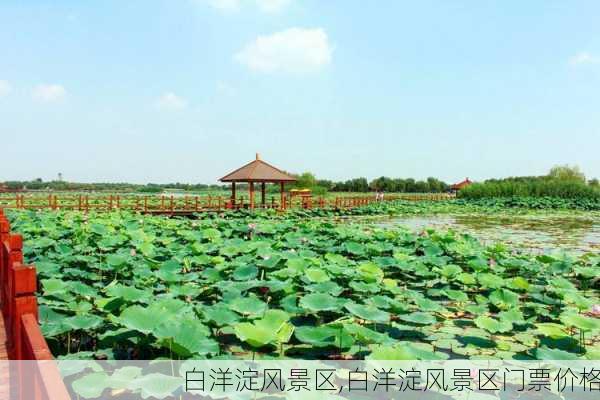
(5, 207), (600, 361)
(377, 212), (600, 255)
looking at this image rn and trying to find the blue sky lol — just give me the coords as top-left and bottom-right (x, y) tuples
(1, 0), (599, 184)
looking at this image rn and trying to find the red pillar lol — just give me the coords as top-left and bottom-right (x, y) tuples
(231, 182), (236, 208)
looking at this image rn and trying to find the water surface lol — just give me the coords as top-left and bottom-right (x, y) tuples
(377, 214), (600, 254)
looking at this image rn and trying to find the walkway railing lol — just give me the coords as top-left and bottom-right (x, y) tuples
(0, 193), (454, 214)
(0, 209), (70, 399)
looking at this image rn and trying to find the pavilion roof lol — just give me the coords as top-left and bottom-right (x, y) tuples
(219, 154), (297, 183)
(450, 178), (472, 190)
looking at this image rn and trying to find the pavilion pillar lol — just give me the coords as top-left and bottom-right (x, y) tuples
(249, 182), (255, 209)
(280, 182), (285, 210)
(261, 182), (266, 208)
(231, 182), (236, 208)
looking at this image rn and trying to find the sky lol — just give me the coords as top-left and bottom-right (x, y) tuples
(1, 0), (599, 184)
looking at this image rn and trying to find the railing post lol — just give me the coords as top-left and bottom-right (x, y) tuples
(10, 263), (37, 360)
(5, 234), (24, 355)
(0, 212), (9, 312)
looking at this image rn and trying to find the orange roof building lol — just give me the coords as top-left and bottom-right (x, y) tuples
(220, 154), (297, 209)
(450, 178), (473, 191)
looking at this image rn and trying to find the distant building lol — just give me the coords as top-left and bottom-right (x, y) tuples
(450, 178), (472, 192)
(0, 183), (8, 193)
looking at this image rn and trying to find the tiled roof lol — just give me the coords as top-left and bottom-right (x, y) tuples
(220, 154), (297, 182)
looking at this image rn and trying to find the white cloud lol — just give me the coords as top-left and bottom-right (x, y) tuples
(0, 80), (11, 97)
(156, 92), (188, 110)
(569, 52), (600, 66)
(255, 0), (291, 13)
(32, 84), (67, 102)
(235, 28), (332, 73)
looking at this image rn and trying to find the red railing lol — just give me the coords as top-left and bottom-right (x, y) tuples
(0, 193), (455, 214)
(0, 209), (70, 399)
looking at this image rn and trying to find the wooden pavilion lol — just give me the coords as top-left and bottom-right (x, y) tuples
(219, 154), (297, 209)
(450, 177), (473, 192)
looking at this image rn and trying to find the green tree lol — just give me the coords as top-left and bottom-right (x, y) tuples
(548, 165), (586, 182)
(293, 172), (317, 189)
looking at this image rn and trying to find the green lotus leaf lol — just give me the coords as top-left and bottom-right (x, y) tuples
(202, 304), (240, 326)
(399, 312), (437, 325)
(440, 264), (462, 279)
(118, 305), (169, 334)
(106, 254), (128, 268)
(286, 258), (309, 273)
(233, 323), (275, 348)
(228, 296), (268, 317)
(465, 304), (488, 315)
(498, 308), (525, 325)
(233, 310), (293, 348)
(509, 276), (530, 291)
(202, 228), (222, 241)
(344, 323), (392, 344)
(489, 289), (520, 310)
(535, 323), (569, 338)
(443, 289), (469, 302)
(357, 262), (384, 283)
(306, 281), (343, 296)
(64, 315), (103, 331)
(72, 372), (110, 399)
(345, 242), (366, 255)
(456, 273), (476, 285)
(232, 264), (259, 281)
(294, 326), (354, 348)
(560, 313), (600, 331)
(368, 342), (449, 360)
(41, 279), (69, 295)
(105, 284), (149, 302)
(106, 367), (143, 390)
(344, 302), (390, 323)
(477, 273), (504, 289)
(305, 267), (330, 283)
(299, 293), (345, 312)
(534, 346), (580, 360)
(562, 292), (594, 310)
(415, 297), (445, 312)
(474, 316), (512, 334)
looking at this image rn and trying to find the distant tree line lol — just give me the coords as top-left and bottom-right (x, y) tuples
(288, 172), (450, 194)
(2, 179), (228, 193)
(459, 165), (600, 200)
(2, 174), (453, 194)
